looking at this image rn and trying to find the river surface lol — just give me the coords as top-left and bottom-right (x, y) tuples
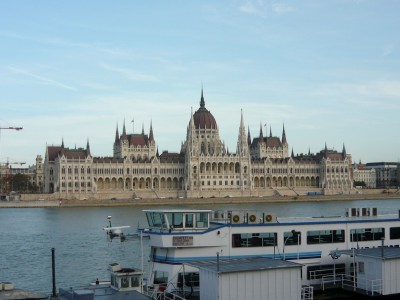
(1, 198), (400, 295)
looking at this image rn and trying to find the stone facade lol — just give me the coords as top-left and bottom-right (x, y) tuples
(365, 162), (399, 188)
(353, 162), (376, 188)
(42, 91), (353, 199)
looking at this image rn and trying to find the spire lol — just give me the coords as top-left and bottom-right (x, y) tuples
(291, 147), (294, 158)
(236, 109), (248, 156)
(259, 122), (263, 143)
(324, 142), (328, 158)
(61, 137), (64, 148)
(149, 121), (154, 142)
(269, 126), (272, 137)
(247, 126), (251, 146)
(142, 123), (144, 135)
(282, 123), (287, 144)
(86, 138), (91, 156)
(200, 87), (205, 108)
(342, 143), (347, 158)
(122, 119), (127, 141)
(156, 146), (159, 157)
(115, 124), (120, 144)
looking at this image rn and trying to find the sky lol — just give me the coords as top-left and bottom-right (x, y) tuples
(1, 0), (399, 166)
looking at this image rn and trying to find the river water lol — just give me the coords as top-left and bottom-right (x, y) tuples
(1, 198), (400, 295)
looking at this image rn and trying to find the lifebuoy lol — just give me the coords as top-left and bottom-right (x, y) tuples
(249, 215), (257, 223)
(265, 214), (273, 222)
(232, 215), (240, 223)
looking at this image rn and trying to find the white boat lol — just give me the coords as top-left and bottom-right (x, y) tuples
(103, 216), (130, 239)
(143, 207), (400, 295)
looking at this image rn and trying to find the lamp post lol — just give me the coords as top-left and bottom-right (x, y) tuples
(329, 250), (341, 285)
(283, 230), (298, 261)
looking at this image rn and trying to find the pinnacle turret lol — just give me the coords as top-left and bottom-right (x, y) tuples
(282, 123), (287, 144)
(149, 121), (154, 142)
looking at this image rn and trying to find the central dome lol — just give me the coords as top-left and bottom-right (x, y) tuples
(193, 90), (217, 129)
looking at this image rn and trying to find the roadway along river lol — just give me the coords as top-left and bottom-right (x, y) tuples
(1, 198), (400, 295)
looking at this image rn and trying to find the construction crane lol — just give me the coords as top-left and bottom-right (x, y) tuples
(0, 124), (24, 194)
(0, 126), (23, 131)
(0, 160), (26, 194)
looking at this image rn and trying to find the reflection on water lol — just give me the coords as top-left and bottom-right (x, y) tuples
(1, 198), (399, 294)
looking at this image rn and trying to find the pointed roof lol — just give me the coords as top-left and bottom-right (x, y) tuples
(122, 120), (127, 140)
(149, 121), (154, 142)
(61, 137), (64, 148)
(247, 126), (251, 146)
(115, 124), (120, 144)
(86, 138), (91, 156)
(269, 126), (272, 137)
(291, 148), (294, 158)
(193, 88), (217, 129)
(200, 87), (205, 108)
(259, 123), (263, 142)
(282, 123), (287, 144)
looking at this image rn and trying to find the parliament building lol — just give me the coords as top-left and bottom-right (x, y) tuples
(41, 90), (353, 199)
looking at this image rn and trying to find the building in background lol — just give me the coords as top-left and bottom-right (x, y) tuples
(353, 161), (377, 188)
(365, 162), (399, 188)
(42, 90), (353, 199)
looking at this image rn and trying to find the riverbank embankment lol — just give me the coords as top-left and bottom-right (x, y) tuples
(1, 190), (399, 208)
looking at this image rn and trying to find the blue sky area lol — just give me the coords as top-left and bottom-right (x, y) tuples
(1, 0), (399, 166)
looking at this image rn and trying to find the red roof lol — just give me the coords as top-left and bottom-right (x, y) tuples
(193, 107), (217, 129)
(127, 134), (149, 146)
(47, 146), (90, 161)
(250, 137), (282, 149)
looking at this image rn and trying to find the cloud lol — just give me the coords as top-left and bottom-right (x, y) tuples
(239, 1), (294, 17)
(240, 2), (262, 16)
(382, 44), (393, 57)
(100, 63), (160, 82)
(8, 67), (77, 91)
(271, 3), (294, 15)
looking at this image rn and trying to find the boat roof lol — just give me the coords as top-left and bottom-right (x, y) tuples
(143, 209), (212, 213)
(186, 257), (301, 274)
(58, 286), (151, 300)
(337, 247), (400, 260)
(275, 214), (399, 224)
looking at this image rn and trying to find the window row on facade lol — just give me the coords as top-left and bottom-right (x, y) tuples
(232, 227), (395, 248)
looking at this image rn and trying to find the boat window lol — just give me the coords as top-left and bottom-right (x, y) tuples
(307, 230), (345, 244)
(153, 271), (168, 284)
(121, 276), (129, 288)
(166, 212), (183, 228)
(359, 262), (365, 273)
(284, 231), (301, 246)
(177, 272), (199, 287)
(260, 232), (277, 246)
(185, 214), (194, 228)
(131, 275), (140, 287)
(146, 212), (166, 229)
(111, 274), (116, 287)
(232, 232), (277, 248)
(195, 212), (209, 228)
(390, 227), (400, 239)
(350, 228), (384, 242)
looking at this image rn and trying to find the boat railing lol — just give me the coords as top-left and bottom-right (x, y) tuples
(321, 274), (345, 290)
(301, 285), (314, 300)
(340, 274), (382, 296)
(145, 284), (187, 300)
(309, 268), (344, 280)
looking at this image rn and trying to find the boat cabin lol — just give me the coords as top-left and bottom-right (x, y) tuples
(108, 263), (143, 292)
(144, 209), (212, 232)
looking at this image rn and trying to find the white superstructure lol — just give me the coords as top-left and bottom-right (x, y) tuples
(143, 208), (400, 295)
